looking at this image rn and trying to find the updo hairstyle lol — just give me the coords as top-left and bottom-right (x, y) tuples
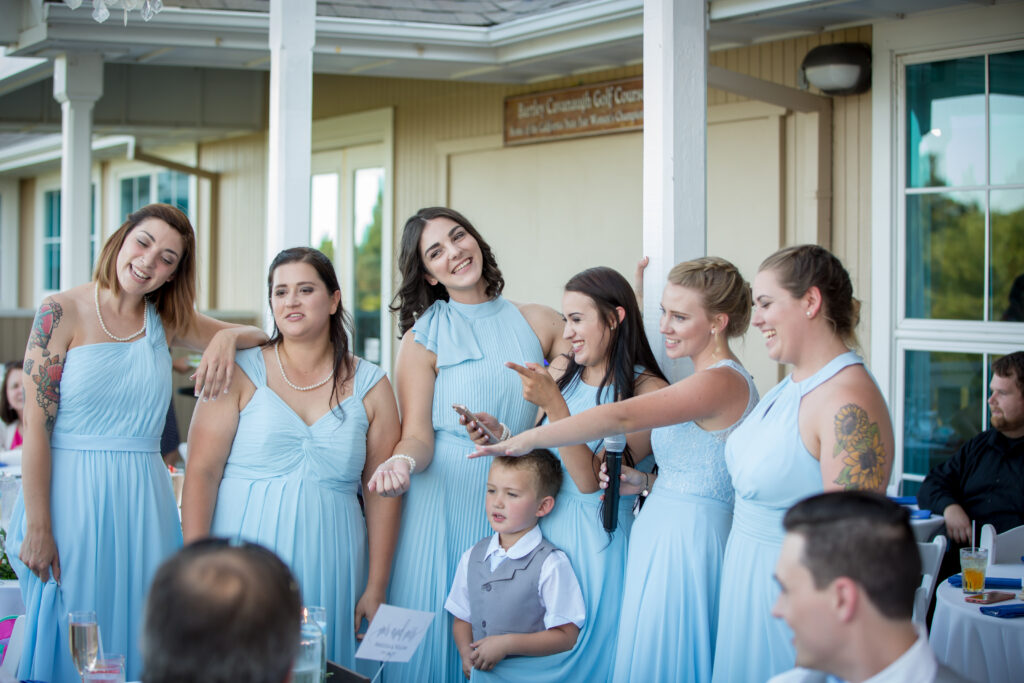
(667, 257), (752, 338)
(759, 244), (860, 347)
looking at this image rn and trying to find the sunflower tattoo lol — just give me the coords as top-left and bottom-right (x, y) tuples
(833, 404), (887, 491)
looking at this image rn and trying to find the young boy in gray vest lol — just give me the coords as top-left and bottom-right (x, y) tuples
(445, 450), (585, 678)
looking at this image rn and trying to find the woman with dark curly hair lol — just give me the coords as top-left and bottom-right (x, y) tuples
(367, 207), (569, 683)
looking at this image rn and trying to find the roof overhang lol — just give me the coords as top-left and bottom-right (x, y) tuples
(1, 0), (990, 85)
(0, 133), (134, 176)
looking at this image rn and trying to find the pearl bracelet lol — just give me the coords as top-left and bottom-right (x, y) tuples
(381, 454), (416, 475)
(498, 423), (511, 442)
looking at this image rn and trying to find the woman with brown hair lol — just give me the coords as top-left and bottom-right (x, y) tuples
(711, 244), (894, 683)
(8, 203), (266, 681)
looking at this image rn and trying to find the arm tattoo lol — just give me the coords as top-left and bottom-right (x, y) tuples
(23, 358), (34, 376)
(832, 403), (887, 491)
(33, 355), (63, 434)
(29, 300), (63, 358)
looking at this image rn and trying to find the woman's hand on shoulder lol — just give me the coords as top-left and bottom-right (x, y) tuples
(809, 368), (895, 493)
(172, 315), (269, 401)
(516, 302), (572, 362)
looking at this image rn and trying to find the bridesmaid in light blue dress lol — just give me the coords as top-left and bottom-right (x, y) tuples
(712, 245), (894, 683)
(9, 204), (266, 681)
(182, 247), (401, 674)
(474, 257), (757, 683)
(464, 266), (668, 682)
(367, 208), (569, 683)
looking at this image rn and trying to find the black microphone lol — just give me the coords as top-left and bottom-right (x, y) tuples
(602, 434), (627, 532)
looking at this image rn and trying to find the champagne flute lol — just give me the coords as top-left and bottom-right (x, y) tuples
(68, 610), (101, 682)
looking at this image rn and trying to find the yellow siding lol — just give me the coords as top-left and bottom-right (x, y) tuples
(197, 133), (269, 312)
(710, 25), (873, 358)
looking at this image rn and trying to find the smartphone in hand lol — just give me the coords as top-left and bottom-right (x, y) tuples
(452, 404), (499, 443)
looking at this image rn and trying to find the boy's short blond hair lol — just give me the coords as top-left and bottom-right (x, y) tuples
(493, 449), (563, 500)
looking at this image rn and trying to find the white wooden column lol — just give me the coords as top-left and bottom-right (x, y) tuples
(642, 0), (707, 380)
(53, 52), (102, 289)
(266, 0), (315, 274)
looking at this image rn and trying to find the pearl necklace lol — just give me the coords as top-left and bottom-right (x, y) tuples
(274, 342), (333, 391)
(94, 283), (146, 342)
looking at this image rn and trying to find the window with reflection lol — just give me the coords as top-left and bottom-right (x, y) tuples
(904, 50), (1024, 323)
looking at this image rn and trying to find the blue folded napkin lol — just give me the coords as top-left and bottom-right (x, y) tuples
(947, 574), (1023, 589)
(980, 604), (1024, 618)
(888, 495), (917, 505)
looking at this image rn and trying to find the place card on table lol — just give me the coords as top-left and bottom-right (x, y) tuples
(355, 604), (434, 663)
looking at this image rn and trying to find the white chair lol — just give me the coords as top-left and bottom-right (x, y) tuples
(979, 522), (1024, 566)
(0, 614), (25, 680)
(914, 535), (947, 628)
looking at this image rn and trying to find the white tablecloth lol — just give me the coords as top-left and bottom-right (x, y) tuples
(0, 580), (24, 618)
(930, 563), (1024, 683)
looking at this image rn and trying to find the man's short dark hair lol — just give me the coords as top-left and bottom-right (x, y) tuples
(142, 539), (302, 683)
(993, 351), (1024, 396)
(493, 449), (563, 500)
(783, 491), (921, 620)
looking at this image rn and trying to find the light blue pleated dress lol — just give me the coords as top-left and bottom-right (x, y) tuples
(712, 351), (864, 683)
(471, 372), (637, 683)
(8, 302), (184, 682)
(210, 348), (385, 675)
(387, 297), (545, 683)
(613, 360), (757, 683)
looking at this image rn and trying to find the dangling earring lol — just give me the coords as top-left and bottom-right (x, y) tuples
(710, 328), (720, 362)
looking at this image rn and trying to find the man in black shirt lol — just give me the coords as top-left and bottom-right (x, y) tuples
(918, 351), (1024, 577)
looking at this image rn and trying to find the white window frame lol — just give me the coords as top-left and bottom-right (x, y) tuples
(34, 172), (101, 302)
(871, 4), (1024, 490)
(311, 108), (395, 374)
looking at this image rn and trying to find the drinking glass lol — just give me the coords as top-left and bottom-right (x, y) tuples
(85, 654), (125, 683)
(959, 546), (989, 594)
(291, 621), (324, 683)
(303, 606), (328, 683)
(68, 610), (101, 682)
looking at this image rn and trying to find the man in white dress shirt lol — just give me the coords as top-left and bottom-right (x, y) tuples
(768, 491), (973, 683)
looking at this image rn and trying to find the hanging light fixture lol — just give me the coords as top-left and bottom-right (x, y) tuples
(64, 0), (164, 26)
(799, 43), (871, 96)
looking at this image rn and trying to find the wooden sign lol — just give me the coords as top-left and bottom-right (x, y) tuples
(504, 77), (643, 146)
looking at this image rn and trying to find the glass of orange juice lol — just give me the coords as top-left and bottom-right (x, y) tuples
(959, 547), (988, 594)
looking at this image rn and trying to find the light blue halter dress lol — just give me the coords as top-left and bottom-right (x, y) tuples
(8, 302), (184, 682)
(712, 351), (864, 683)
(210, 348), (386, 675)
(387, 297), (545, 683)
(613, 360), (758, 683)
(472, 372), (638, 682)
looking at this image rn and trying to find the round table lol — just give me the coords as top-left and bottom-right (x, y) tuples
(930, 563), (1024, 683)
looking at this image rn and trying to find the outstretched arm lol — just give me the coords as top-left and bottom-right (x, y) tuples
(471, 366), (737, 458)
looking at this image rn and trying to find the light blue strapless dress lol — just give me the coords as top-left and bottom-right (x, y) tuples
(387, 297), (545, 683)
(472, 373), (637, 683)
(8, 303), (184, 682)
(712, 351), (864, 683)
(613, 360), (757, 683)
(210, 348), (385, 674)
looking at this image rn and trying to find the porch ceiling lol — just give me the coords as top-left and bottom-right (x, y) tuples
(1, 0), (993, 85)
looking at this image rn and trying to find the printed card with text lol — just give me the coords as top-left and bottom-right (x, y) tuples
(355, 604), (434, 663)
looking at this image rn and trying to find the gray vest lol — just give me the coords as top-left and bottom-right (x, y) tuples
(466, 535), (556, 642)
